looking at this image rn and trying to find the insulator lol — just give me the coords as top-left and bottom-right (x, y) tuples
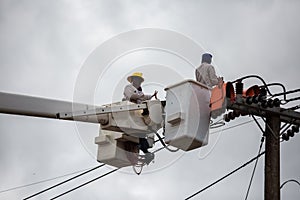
(235, 82), (244, 95)
(259, 87), (267, 96)
(224, 114), (230, 122)
(252, 95), (259, 104)
(246, 96), (253, 105)
(228, 112), (236, 120)
(267, 99), (274, 108)
(273, 98), (280, 107)
(287, 129), (294, 137)
(292, 125), (299, 133)
(282, 133), (289, 141)
(257, 94), (265, 102)
(233, 110), (241, 117)
(261, 99), (268, 108)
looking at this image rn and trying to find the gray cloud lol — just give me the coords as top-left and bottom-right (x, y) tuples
(1, 0), (300, 199)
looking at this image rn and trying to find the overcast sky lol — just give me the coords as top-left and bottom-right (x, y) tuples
(0, 0), (300, 199)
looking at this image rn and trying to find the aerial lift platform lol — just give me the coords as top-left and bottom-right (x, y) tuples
(0, 80), (218, 169)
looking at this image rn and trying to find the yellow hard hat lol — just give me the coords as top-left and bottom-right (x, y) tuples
(127, 72), (144, 83)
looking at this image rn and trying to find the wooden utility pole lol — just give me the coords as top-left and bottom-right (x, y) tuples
(265, 112), (280, 200)
(226, 96), (300, 200)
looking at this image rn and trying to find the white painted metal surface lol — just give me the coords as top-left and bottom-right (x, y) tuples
(0, 91), (100, 122)
(95, 130), (139, 168)
(164, 79), (211, 151)
(101, 100), (163, 137)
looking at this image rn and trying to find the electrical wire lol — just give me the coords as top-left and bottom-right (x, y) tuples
(280, 179), (300, 189)
(280, 123), (293, 136)
(232, 75), (298, 105)
(149, 128), (179, 152)
(50, 168), (119, 200)
(210, 119), (255, 135)
(272, 88), (300, 99)
(153, 119), (260, 157)
(244, 136), (264, 200)
(264, 83), (287, 102)
(185, 151), (265, 200)
(153, 119), (256, 142)
(260, 117), (280, 140)
(243, 116), (266, 199)
(233, 75), (273, 96)
(286, 96), (300, 103)
(0, 167), (96, 194)
(288, 104), (300, 111)
(20, 119), (261, 198)
(154, 131), (179, 152)
(23, 164), (105, 200)
(251, 116), (265, 136)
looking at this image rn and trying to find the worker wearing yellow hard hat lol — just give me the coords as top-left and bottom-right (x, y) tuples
(127, 72), (144, 83)
(122, 72), (158, 157)
(123, 72), (157, 104)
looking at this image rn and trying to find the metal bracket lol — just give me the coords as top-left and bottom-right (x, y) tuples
(226, 98), (300, 125)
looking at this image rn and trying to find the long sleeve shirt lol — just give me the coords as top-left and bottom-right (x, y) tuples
(123, 84), (152, 103)
(195, 62), (219, 88)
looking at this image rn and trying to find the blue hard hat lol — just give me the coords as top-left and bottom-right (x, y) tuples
(202, 53), (212, 64)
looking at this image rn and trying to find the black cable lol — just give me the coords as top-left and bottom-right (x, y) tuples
(185, 151), (265, 200)
(264, 83), (287, 102)
(4, 120), (258, 195)
(155, 119), (256, 141)
(272, 88), (300, 98)
(252, 116), (265, 136)
(154, 131), (179, 152)
(50, 168), (119, 200)
(154, 136), (164, 144)
(286, 96), (300, 103)
(260, 117), (280, 140)
(210, 119), (255, 135)
(280, 123), (293, 136)
(244, 136), (264, 200)
(288, 104), (300, 111)
(149, 127), (179, 152)
(23, 164), (105, 200)
(233, 75), (273, 96)
(280, 179), (300, 189)
(0, 166), (96, 194)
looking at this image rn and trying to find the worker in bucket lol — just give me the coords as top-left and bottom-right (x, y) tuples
(195, 53), (223, 88)
(123, 72), (157, 161)
(123, 72), (158, 104)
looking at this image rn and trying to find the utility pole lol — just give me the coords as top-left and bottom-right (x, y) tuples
(224, 84), (300, 200)
(265, 111), (280, 200)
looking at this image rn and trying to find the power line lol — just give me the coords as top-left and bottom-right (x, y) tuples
(50, 168), (119, 200)
(5, 118), (263, 197)
(23, 164), (105, 200)
(3, 120), (253, 195)
(185, 151), (265, 200)
(154, 119), (256, 144)
(244, 136), (264, 200)
(210, 119), (255, 135)
(0, 166), (95, 194)
(48, 119), (250, 199)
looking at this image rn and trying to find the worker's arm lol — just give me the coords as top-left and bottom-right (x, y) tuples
(139, 90), (158, 101)
(123, 85), (157, 102)
(142, 91), (158, 101)
(208, 65), (220, 86)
